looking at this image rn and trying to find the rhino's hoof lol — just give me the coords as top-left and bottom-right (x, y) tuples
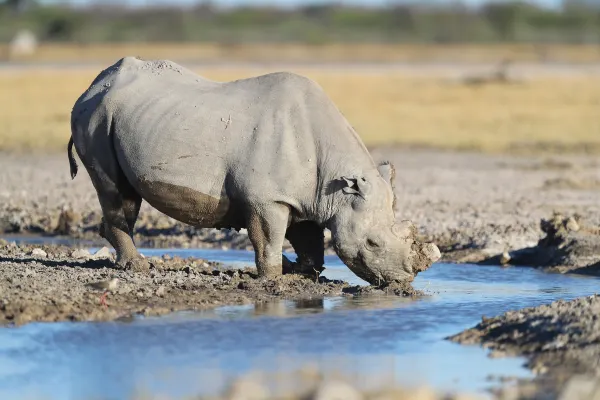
(117, 257), (150, 274)
(282, 257), (325, 278)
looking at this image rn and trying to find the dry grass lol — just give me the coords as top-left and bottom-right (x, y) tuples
(1, 66), (599, 153)
(3, 42), (600, 64)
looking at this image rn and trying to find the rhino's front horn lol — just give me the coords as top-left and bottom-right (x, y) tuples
(412, 242), (441, 274)
(424, 243), (441, 264)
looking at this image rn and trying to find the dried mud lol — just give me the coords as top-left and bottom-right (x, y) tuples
(480, 212), (600, 275)
(0, 241), (421, 326)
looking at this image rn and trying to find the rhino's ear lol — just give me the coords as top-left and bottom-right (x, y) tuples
(341, 176), (371, 199)
(378, 161), (397, 212)
(377, 161), (396, 189)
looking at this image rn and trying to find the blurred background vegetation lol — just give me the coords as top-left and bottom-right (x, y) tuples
(1, 0), (599, 153)
(1, 0), (600, 45)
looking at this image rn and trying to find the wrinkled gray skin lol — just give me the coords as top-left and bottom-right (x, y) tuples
(68, 57), (440, 285)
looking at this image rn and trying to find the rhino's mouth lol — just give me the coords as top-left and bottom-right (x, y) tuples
(353, 251), (415, 286)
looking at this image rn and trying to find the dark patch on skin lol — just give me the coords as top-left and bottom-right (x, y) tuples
(150, 161), (169, 171)
(177, 154), (195, 160)
(136, 177), (231, 228)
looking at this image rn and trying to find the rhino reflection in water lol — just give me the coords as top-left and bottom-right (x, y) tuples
(68, 57), (440, 286)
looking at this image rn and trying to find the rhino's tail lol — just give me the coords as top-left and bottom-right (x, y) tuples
(68, 136), (78, 180)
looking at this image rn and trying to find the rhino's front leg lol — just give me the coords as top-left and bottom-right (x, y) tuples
(283, 221), (325, 276)
(247, 203), (290, 278)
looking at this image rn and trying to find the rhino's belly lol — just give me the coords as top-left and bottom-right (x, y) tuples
(136, 176), (238, 229)
(119, 150), (242, 229)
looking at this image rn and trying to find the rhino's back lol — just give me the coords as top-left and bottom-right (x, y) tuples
(86, 58), (331, 214)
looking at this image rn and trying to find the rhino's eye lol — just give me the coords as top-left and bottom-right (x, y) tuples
(366, 239), (380, 249)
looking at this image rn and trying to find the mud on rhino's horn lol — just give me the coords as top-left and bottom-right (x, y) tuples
(413, 242), (441, 274)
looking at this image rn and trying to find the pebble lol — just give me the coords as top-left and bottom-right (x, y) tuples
(312, 381), (363, 400)
(30, 248), (47, 258)
(93, 246), (111, 259)
(71, 249), (90, 259)
(226, 377), (270, 400)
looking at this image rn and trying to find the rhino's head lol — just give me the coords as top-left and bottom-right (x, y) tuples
(328, 161), (440, 286)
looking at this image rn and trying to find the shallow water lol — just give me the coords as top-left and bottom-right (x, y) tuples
(1, 244), (600, 399)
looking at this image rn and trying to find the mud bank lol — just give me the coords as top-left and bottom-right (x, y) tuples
(449, 295), (600, 399)
(478, 212), (600, 275)
(0, 241), (420, 326)
(1, 150), (599, 266)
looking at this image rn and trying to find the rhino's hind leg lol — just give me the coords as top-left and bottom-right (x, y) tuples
(99, 189), (148, 273)
(82, 150), (149, 274)
(247, 203), (290, 278)
(283, 221), (325, 277)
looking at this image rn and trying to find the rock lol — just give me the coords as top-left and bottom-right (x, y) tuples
(558, 375), (600, 400)
(92, 247), (112, 259)
(312, 380), (363, 400)
(71, 249), (90, 259)
(155, 286), (166, 297)
(565, 217), (580, 232)
(30, 248), (47, 258)
(500, 251), (511, 265)
(55, 209), (80, 235)
(225, 377), (270, 400)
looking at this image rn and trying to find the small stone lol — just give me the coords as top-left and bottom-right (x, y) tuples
(558, 375), (600, 400)
(55, 209), (80, 235)
(565, 217), (580, 232)
(489, 350), (507, 358)
(155, 286), (166, 297)
(71, 249), (90, 259)
(93, 247), (111, 259)
(226, 377), (269, 400)
(312, 380), (363, 400)
(31, 248), (47, 258)
(238, 282), (249, 290)
(500, 251), (511, 265)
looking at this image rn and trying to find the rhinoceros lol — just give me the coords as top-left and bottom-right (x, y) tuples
(68, 57), (440, 285)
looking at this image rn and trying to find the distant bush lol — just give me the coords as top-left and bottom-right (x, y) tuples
(0, 0), (599, 44)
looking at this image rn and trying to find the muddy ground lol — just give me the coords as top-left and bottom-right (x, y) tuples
(450, 295), (600, 400)
(1, 149), (599, 270)
(0, 240), (419, 326)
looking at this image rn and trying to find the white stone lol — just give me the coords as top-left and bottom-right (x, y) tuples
(71, 249), (90, 259)
(312, 380), (363, 400)
(93, 246), (112, 259)
(31, 248), (47, 258)
(226, 377), (270, 400)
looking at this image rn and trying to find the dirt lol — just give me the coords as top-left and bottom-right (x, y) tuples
(0, 240), (422, 326)
(1, 149), (599, 269)
(479, 212), (600, 275)
(448, 295), (600, 399)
